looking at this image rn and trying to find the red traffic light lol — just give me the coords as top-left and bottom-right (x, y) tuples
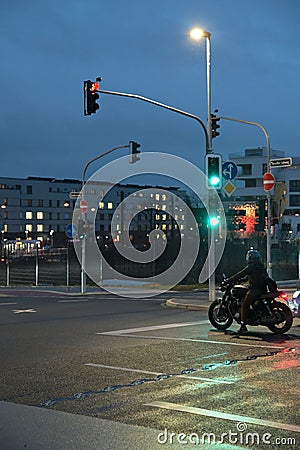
(90, 82), (100, 92)
(84, 80), (100, 115)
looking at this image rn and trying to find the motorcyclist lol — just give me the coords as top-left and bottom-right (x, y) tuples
(224, 249), (268, 335)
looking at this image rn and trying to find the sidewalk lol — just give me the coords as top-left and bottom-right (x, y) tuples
(166, 292), (210, 311)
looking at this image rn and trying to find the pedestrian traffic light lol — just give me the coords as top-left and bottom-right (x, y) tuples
(129, 141), (141, 163)
(211, 113), (220, 139)
(84, 80), (100, 115)
(205, 154), (222, 189)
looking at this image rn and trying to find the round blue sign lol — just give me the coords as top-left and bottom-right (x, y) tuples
(222, 161), (238, 180)
(65, 224), (77, 239)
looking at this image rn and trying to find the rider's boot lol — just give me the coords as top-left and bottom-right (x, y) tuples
(237, 321), (248, 335)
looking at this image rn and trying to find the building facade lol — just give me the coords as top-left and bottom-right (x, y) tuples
(228, 147), (300, 241)
(0, 176), (196, 250)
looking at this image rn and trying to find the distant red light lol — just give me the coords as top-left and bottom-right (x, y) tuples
(279, 292), (289, 301)
(90, 82), (100, 92)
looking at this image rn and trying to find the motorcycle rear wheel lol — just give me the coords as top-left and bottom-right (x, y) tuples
(267, 302), (293, 334)
(208, 300), (233, 330)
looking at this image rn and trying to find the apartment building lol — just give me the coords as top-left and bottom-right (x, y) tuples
(0, 176), (195, 249)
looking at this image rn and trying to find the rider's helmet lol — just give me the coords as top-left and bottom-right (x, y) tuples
(246, 249), (262, 263)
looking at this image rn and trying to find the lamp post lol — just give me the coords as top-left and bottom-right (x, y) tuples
(190, 28), (216, 302)
(190, 28), (212, 153)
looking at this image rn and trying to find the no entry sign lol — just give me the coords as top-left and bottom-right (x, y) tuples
(263, 172), (275, 191)
(80, 199), (88, 213)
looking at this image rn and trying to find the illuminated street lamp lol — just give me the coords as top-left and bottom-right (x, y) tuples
(189, 28), (212, 151)
(189, 27), (217, 303)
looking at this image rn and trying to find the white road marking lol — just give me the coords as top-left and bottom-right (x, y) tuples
(84, 363), (234, 384)
(106, 333), (285, 349)
(145, 401), (300, 434)
(97, 320), (209, 335)
(0, 302), (17, 306)
(13, 309), (36, 314)
(58, 299), (89, 303)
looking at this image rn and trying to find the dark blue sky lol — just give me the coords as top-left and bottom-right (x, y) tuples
(1, 0), (299, 180)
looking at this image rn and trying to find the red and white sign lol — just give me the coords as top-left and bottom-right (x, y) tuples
(263, 172), (275, 191)
(80, 199), (88, 213)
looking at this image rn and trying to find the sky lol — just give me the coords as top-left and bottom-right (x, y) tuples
(1, 0), (299, 181)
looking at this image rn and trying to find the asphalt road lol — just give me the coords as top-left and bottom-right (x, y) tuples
(1, 291), (299, 449)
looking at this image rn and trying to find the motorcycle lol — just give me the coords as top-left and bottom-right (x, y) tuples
(208, 278), (293, 334)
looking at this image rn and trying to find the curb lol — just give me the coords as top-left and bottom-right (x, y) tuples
(165, 298), (210, 311)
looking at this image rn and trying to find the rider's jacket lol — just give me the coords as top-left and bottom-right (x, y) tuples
(226, 261), (268, 294)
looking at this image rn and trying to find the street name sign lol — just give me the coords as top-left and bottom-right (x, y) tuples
(69, 191), (82, 199)
(270, 157), (292, 168)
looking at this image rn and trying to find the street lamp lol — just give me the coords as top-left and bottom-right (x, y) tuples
(189, 28), (212, 152)
(190, 27), (216, 302)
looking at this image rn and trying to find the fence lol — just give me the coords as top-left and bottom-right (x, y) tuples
(0, 241), (298, 287)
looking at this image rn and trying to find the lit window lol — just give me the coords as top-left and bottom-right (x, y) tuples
(155, 214), (160, 221)
(37, 224), (44, 232)
(161, 204), (167, 211)
(99, 201), (105, 209)
(107, 202), (113, 209)
(26, 211), (33, 220)
(37, 211), (44, 220)
(181, 214), (185, 220)
(155, 194), (160, 201)
(4, 224), (8, 232)
(25, 224), (33, 232)
(162, 194), (167, 201)
(162, 224), (167, 230)
(162, 214), (167, 221)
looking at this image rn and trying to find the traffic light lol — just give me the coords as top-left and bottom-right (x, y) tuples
(211, 113), (220, 139)
(257, 199), (267, 231)
(208, 215), (220, 227)
(84, 80), (100, 115)
(78, 219), (86, 239)
(205, 154), (222, 189)
(129, 141), (141, 163)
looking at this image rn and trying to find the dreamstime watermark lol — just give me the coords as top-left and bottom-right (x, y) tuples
(72, 152), (226, 297)
(157, 422), (297, 446)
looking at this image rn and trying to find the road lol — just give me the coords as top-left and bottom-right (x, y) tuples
(0, 291), (299, 449)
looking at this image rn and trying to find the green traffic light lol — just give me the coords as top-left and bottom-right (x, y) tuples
(209, 216), (220, 227)
(209, 175), (221, 186)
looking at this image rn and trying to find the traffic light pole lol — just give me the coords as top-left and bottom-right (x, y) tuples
(219, 115), (272, 276)
(96, 88), (215, 294)
(98, 89), (209, 153)
(80, 143), (133, 294)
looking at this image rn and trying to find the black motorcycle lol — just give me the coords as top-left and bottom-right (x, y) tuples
(208, 279), (293, 334)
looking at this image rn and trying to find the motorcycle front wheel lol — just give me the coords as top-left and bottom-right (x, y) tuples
(208, 300), (233, 330)
(267, 302), (293, 334)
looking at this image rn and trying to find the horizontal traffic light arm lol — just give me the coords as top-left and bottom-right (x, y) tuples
(97, 88), (209, 154)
